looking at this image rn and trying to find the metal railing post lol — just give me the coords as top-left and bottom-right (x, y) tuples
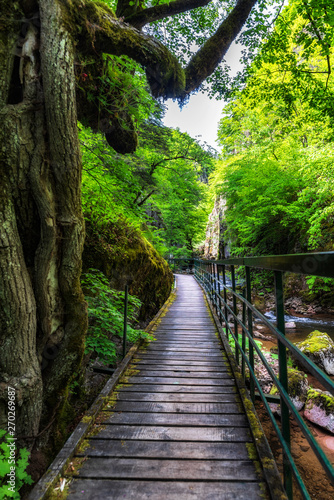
(242, 288), (246, 381)
(217, 264), (222, 324)
(275, 270), (292, 498)
(245, 266), (255, 402)
(212, 262), (217, 314)
(122, 284), (128, 359)
(231, 265), (239, 365)
(222, 265), (228, 339)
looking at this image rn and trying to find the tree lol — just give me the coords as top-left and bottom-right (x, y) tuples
(0, 0), (261, 450)
(212, 0), (334, 257)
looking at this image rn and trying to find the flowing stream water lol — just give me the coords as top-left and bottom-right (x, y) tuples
(261, 310), (334, 343)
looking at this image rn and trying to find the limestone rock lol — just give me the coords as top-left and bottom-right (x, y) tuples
(285, 321), (296, 329)
(295, 330), (334, 375)
(304, 389), (334, 434)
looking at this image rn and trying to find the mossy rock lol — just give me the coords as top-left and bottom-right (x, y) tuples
(295, 330), (334, 375)
(270, 367), (308, 411)
(304, 388), (334, 434)
(83, 216), (173, 321)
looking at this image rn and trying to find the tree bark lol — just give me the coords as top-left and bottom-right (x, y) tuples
(0, 1), (43, 442)
(0, 0), (87, 447)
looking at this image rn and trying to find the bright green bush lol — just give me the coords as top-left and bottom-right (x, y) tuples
(0, 430), (33, 499)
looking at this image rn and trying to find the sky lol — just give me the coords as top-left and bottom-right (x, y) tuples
(162, 41), (244, 151)
(162, 93), (224, 151)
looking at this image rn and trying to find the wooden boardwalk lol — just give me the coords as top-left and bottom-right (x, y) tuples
(67, 275), (271, 499)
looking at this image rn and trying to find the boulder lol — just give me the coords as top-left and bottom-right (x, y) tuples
(270, 367), (309, 414)
(304, 389), (334, 434)
(285, 321), (296, 329)
(295, 330), (334, 375)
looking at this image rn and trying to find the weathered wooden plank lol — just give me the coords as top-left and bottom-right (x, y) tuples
(102, 412), (247, 426)
(104, 401), (240, 414)
(115, 392), (240, 403)
(124, 376), (233, 386)
(137, 353), (225, 359)
(134, 366), (231, 379)
(132, 365), (228, 373)
(68, 479), (265, 500)
(151, 340), (220, 346)
(132, 359), (227, 368)
(73, 458), (258, 481)
(75, 439), (251, 460)
(155, 326), (217, 331)
(145, 347), (222, 353)
(135, 370), (228, 378)
(94, 425), (252, 441)
(119, 384), (237, 393)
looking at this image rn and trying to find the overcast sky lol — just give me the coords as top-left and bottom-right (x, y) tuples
(162, 41), (244, 151)
(163, 93), (224, 151)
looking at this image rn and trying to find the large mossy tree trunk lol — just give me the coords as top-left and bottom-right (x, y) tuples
(0, 0), (87, 447)
(0, 0), (257, 456)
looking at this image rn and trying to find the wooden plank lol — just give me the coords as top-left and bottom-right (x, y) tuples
(115, 392), (240, 403)
(124, 377), (233, 386)
(145, 347), (222, 353)
(102, 412), (247, 426)
(104, 401), (240, 414)
(132, 365), (228, 372)
(136, 353), (225, 359)
(94, 425), (252, 441)
(132, 360), (227, 368)
(135, 371), (228, 378)
(119, 384), (237, 393)
(150, 340), (221, 345)
(68, 479), (265, 500)
(75, 439), (251, 460)
(72, 458), (258, 481)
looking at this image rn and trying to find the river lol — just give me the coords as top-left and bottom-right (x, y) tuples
(261, 310), (334, 343)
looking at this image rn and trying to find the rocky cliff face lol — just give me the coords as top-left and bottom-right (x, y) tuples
(201, 196), (228, 259)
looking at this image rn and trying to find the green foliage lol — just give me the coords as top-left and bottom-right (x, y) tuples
(81, 269), (152, 364)
(0, 430), (33, 499)
(211, 0), (334, 258)
(306, 276), (334, 294)
(80, 119), (214, 256)
(227, 332), (262, 355)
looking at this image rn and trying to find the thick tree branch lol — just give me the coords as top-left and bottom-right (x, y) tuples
(185, 0), (257, 93)
(67, 1), (185, 98)
(124, 0), (212, 30)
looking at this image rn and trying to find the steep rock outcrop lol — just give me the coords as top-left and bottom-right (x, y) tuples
(83, 217), (173, 320)
(201, 196), (228, 259)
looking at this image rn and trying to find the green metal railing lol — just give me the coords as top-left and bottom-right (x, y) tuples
(168, 258), (194, 273)
(170, 253), (334, 499)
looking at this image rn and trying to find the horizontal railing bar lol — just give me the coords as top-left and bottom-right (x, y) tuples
(199, 273), (334, 489)
(206, 272), (334, 396)
(192, 255), (334, 498)
(194, 252), (334, 277)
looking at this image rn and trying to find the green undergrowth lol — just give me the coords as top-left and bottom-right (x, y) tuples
(81, 269), (154, 364)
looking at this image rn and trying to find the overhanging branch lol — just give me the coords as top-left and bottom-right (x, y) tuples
(185, 0), (258, 93)
(124, 0), (212, 30)
(71, 1), (185, 99)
